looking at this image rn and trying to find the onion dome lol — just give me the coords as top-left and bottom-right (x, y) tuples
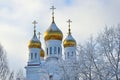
(63, 19), (76, 48)
(44, 6), (63, 41)
(28, 20), (41, 48)
(44, 21), (63, 41)
(63, 34), (76, 48)
(28, 34), (41, 48)
(40, 49), (45, 58)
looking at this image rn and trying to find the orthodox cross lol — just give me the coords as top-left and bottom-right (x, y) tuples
(32, 20), (38, 30)
(67, 19), (72, 34)
(32, 20), (38, 34)
(50, 6), (56, 17)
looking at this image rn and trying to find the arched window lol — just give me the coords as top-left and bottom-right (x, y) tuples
(35, 53), (37, 59)
(58, 47), (60, 54)
(31, 53), (33, 59)
(71, 51), (73, 56)
(54, 47), (56, 54)
(47, 48), (48, 55)
(50, 47), (52, 54)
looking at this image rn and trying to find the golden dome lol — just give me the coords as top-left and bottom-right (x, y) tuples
(44, 22), (63, 41)
(63, 34), (76, 48)
(28, 20), (41, 48)
(40, 49), (45, 57)
(63, 19), (76, 48)
(28, 34), (41, 48)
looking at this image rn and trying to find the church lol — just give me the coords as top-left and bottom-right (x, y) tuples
(25, 6), (77, 80)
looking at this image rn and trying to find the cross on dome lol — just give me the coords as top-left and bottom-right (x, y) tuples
(67, 19), (72, 34)
(50, 6), (56, 17)
(50, 6), (56, 22)
(32, 20), (38, 35)
(32, 20), (38, 29)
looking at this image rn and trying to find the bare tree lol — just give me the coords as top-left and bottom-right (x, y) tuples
(16, 69), (25, 80)
(77, 36), (113, 80)
(97, 26), (120, 80)
(0, 43), (9, 80)
(77, 37), (101, 80)
(8, 71), (14, 80)
(61, 26), (120, 80)
(64, 60), (79, 80)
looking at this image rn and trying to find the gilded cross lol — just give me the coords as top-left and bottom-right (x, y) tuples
(32, 20), (38, 31)
(67, 19), (72, 34)
(50, 6), (56, 17)
(67, 19), (72, 27)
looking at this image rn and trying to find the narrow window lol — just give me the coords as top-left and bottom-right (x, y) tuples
(47, 48), (48, 55)
(31, 53), (33, 59)
(67, 52), (69, 59)
(35, 53), (37, 58)
(71, 52), (73, 56)
(50, 47), (52, 54)
(58, 47), (60, 54)
(54, 47), (56, 54)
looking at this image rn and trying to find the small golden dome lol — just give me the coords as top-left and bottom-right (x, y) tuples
(44, 22), (63, 41)
(63, 19), (76, 48)
(28, 34), (41, 48)
(63, 34), (76, 48)
(28, 40), (41, 48)
(40, 49), (45, 57)
(28, 20), (41, 48)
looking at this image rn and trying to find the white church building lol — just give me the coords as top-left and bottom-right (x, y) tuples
(25, 6), (78, 80)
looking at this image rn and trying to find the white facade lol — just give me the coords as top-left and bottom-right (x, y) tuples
(25, 11), (77, 80)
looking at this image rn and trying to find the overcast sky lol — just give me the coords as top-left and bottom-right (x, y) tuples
(0, 0), (120, 71)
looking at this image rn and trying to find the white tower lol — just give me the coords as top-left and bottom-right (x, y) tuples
(63, 19), (76, 61)
(43, 6), (64, 80)
(44, 6), (63, 60)
(25, 21), (42, 80)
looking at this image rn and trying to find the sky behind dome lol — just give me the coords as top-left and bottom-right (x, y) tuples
(0, 0), (120, 71)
